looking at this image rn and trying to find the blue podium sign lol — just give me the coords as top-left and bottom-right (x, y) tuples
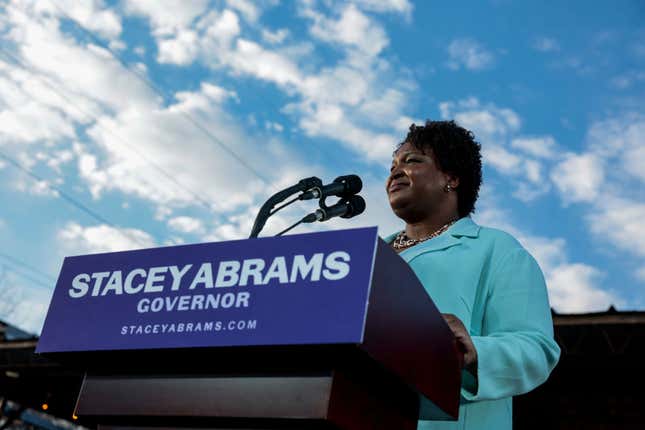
(37, 227), (379, 353)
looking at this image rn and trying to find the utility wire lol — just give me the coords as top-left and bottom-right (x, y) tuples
(0, 47), (217, 212)
(7, 4), (381, 245)
(0, 263), (54, 290)
(0, 252), (56, 283)
(50, 2), (271, 186)
(0, 149), (150, 248)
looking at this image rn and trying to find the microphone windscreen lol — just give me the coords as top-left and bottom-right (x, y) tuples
(341, 195), (366, 218)
(334, 174), (363, 195)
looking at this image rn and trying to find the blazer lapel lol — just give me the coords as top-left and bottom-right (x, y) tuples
(399, 217), (480, 261)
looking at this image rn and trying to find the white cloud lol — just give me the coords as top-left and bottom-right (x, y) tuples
(588, 197), (645, 258)
(12, 295), (51, 334)
(58, 222), (156, 254)
(1, 3), (330, 223)
(587, 114), (645, 183)
(474, 204), (622, 313)
(294, 101), (396, 162)
(482, 144), (522, 174)
(549, 113), (645, 210)
(0, 94), (76, 143)
(511, 136), (557, 159)
(123, 0), (209, 36)
(14, 178), (60, 197)
(305, 4), (389, 57)
(268, 4), (412, 161)
(609, 71), (645, 89)
(439, 98), (554, 202)
(301, 65), (369, 106)
(207, 209), (276, 241)
(439, 98), (521, 142)
(524, 159), (542, 184)
(0, 272), (52, 334)
(511, 165), (550, 202)
(265, 121), (284, 132)
(157, 28), (199, 65)
(117, 0), (414, 166)
(168, 216), (204, 234)
(54, 67), (331, 223)
(226, 0), (260, 23)
(261, 28), (289, 44)
(359, 88), (409, 125)
(3, 3), (159, 119)
(351, 0), (413, 15)
(532, 37), (560, 53)
(35, 0), (123, 40)
(393, 116), (419, 133)
(542, 113), (645, 282)
(0, 58), (87, 144)
(622, 145), (645, 182)
(230, 38), (303, 86)
(109, 39), (126, 51)
(77, 83), (271, 211)
(447, 38), (494, 71)
(515, 229), (618, 314)
(200, 8), (242, 44)
(155, 9), (241, 65)
(550, 153), (604, 203)
(546, 264), (617, 313)
(0, 0), (417, 232)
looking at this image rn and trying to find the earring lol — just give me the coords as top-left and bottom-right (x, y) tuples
(444, 184), (452, 192)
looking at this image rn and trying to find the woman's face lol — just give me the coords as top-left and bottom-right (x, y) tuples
(386, 141), (453, 222)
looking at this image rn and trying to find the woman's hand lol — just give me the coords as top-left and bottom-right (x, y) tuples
(442, 313), (478, 375)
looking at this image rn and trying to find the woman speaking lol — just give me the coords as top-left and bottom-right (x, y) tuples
(385, 121), (560, 430)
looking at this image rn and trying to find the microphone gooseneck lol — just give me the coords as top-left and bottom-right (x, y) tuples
(249, 176), (322, 238)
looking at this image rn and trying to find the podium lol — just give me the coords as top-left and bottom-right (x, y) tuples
(37, 227), (462, 430)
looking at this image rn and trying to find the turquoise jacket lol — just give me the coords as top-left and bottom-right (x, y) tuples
(385, 217), (560, 430)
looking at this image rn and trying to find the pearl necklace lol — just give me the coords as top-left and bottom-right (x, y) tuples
(392, 219), (458, 251)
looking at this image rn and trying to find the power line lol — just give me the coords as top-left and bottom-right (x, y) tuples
(0, 252), (56, 283)
(0, 46), (218, 212)
(0, 149), (151, 248)
(0, 263), (54, 290)
(50, 2), (271, 186)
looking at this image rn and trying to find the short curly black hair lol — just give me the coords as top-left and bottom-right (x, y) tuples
(398, 120), (482, 217)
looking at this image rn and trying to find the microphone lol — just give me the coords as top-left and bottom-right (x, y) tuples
(299, 174), (362, 201)
(303, 195), (366, 223)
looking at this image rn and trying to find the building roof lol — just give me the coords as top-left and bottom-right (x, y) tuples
(552, 305), (645, 326)
(0, 319), (37, 342)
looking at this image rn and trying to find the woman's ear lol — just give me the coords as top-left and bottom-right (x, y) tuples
(446, 174), (460, 189)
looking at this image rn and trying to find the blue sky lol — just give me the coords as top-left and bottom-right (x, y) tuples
(0, 0), (644, 333)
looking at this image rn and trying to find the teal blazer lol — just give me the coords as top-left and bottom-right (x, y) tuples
(385, 217), (560, 430)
